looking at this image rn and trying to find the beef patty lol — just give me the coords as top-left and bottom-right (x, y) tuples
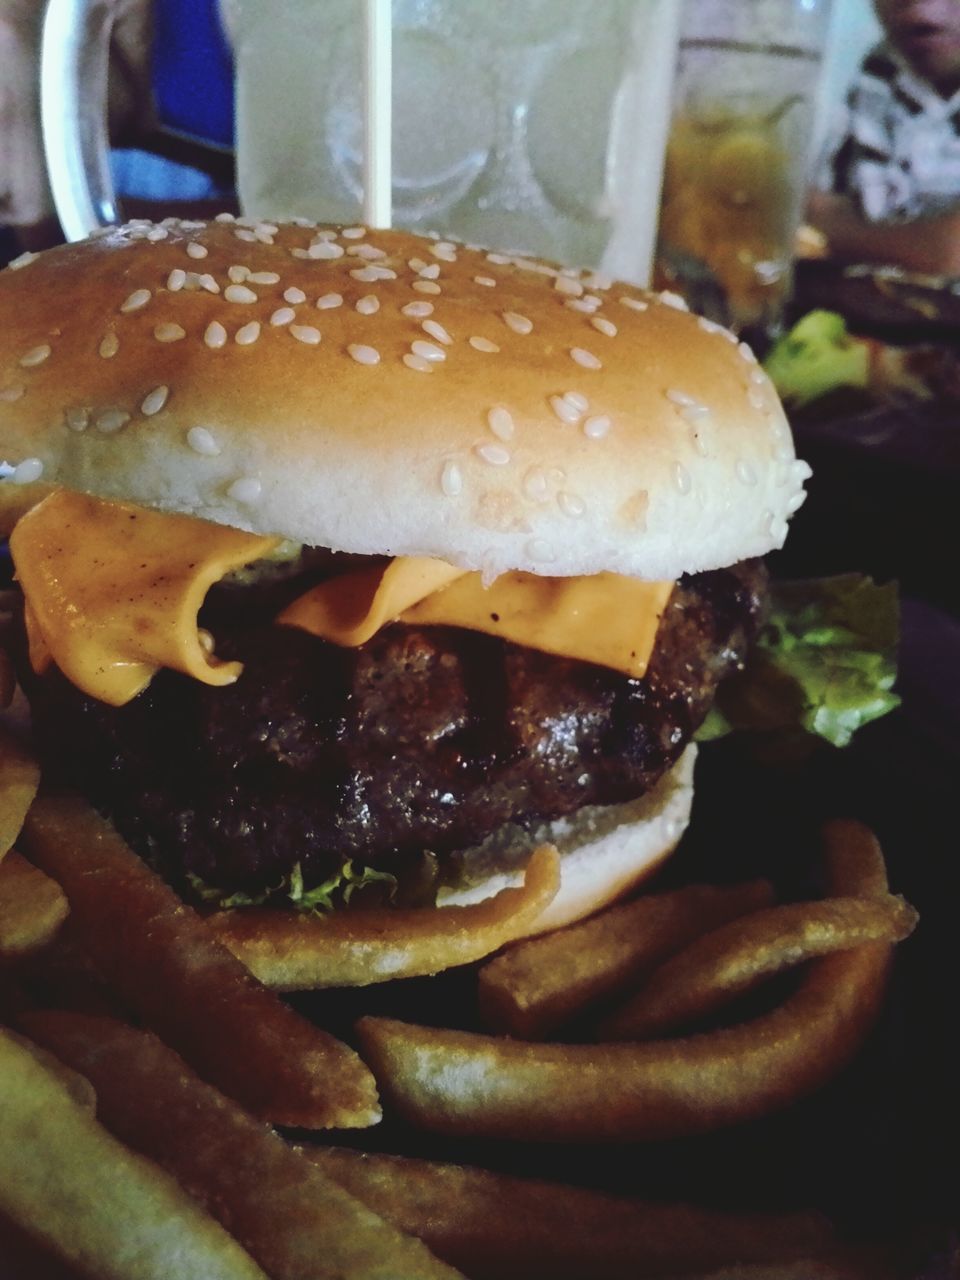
(26, 559), (766, 901)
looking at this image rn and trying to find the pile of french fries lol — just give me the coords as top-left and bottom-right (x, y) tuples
(0, 652), (919, 1280)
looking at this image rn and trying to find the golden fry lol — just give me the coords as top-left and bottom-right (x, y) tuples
(599, 894), (917, 1040)
(0, 851), (69, 959)
(0, 1027), (267, 1280)
(22, 793), (380, 1129)
(478, 879), (774, 1039)
(209, 845), (561, 990)
(356, 827), (902, 1143)
(0, 722), (41, 862)
(308, 1145), (837, 1280)
(21, 1011), (464, 1280)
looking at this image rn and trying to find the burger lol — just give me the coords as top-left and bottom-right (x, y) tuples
(0, 219), (810, 985)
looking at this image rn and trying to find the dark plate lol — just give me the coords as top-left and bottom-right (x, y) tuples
(792, 259), (960, 344)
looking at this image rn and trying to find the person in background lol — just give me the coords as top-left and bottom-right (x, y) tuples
(808, 0), (960, 275)
(0, 0), (234, 268)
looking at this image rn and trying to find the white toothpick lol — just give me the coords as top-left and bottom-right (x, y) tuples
(363, 0), (392, 229)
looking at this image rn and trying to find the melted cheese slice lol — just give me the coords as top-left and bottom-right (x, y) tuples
(10, 491), (280, 706)
(281, 562), (673, 679)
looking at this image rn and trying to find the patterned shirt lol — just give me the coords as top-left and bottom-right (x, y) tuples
(819, 40), (960, 222)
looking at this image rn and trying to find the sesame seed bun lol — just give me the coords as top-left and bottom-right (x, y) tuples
(0, 219), (808, 580)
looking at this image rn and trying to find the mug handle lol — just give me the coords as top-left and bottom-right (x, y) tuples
(40, 0), (119, 240)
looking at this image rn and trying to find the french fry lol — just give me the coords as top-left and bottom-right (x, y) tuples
(478, 879), (774, 1039)
(0, 722), (40, 862)
(307, 1145), (838, 1280)
(208, 844), (561, 990)
(0, 850), (69, 959)
(599, 894), (918, 1040)
(0, 1027), (268, 1280)
(356, 824), (906, 1143)
(21, 1010), (465, 1280)
(2, 1025), (95, 1113)
(21, 793), (380, 1129)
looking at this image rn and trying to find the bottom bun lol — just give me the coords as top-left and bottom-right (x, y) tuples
(438, 743), (697, 935)
(209, 747), (696, 989)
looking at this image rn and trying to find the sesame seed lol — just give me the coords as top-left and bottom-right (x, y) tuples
(402, 301), (434, 318)
(440, 460), (463, 497)
(550, 395), (581, 425)
(403, 354), (434, 373)
(487, 406), (515, 441)
(475, 442), (511, 466)
(0, 384), (25, 402)
(565, 297), (600, 314)
(99, 333), (120, 359)
(697, 315), (723, 334)
(749, 368), (768, 387)
(679, 403), (710, 426)
(348, 343), (380, 366)
(96, 409), (130, 434)
(198, 274), (220, 294)
(590, 316), (618, 337)
(342, 226), (366, 239)
(412, 280), (441, 294)
(65, 407), (89, 431)
(411, 339), (445, 363)
(187, 426), (221, 456)
(308, 240), (345, 260)
(215, 211), (236, 222)
(352, 264), (397, 282)
(290, 324), (322, 345)
(417, 263), (441, 279)
(18, 343), (51, 369)
(12, 457), (44, 484)
(739, 340), (758, 363)
(659, 290), (688, 310)
(665, 388), (696, 407)
(167, 268), (187, 292)
(292, 216), (318, 228)
(474, 275), (496, 287)
(356, 294), (380, 315)
(486, 252), (510, 265)
(291, 249), (310, 260)
(558, 491), (585, 518)
(227, 476), (262, 502)
(224, 284), (258, 304)
(155, 322), (186, 343)
(583, 414), (611, 439)
(141, 385), (169, 416)
(146, 226), (168, 242)
(186, 241), (208, 259)
(619, 295), (648, 312)
(250, 270), (281, 285)
(270, 307), (296, 327)
(284, 286), (307, 305)
(408, 257), (429, 273)
(120, 288), (151, 313)
(422, 318), (452, 345)
(563, 391), (589, 413)
(8, 251), (38, 270)
(554, 275), (583, 297)
(234, 228), (258, 242)
(349, 242), (387, 260)
(204, 321), (228, 349)
(228, 265), (250, 284)
(503, 311), (533, 335)
(584, 272), (613, 290)
(526, 537), (556, 563)
(469, 335), (499, 353)
(253, 224), (276, 244)
(673, 462), (692, 495)
(570, 347), (601, 370)
(316, 292), (343, 310)
(523, 467), (550, 501)
(235, 320), (261, 345)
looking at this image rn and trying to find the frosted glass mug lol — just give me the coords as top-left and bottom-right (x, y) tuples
(220, 0), (681, 283)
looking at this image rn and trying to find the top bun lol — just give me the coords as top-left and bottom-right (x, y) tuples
(0, 220), (809, 579)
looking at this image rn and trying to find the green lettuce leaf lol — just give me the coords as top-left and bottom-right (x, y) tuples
(697, 574), (900, 748)
(188, 858), (398, 915)
(763, 309), (870, 409)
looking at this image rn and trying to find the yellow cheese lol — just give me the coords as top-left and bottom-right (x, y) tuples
(10, 491), (280, 706)
(282, 561), (673, 680)
(277, 557), (466, 645)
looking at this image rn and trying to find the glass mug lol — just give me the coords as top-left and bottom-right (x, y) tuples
(42, 0), (682, 284)
(654, 0), (833, 337)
